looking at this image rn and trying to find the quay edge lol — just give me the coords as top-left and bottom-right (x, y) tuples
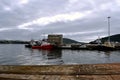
(0, 63), (120, 79)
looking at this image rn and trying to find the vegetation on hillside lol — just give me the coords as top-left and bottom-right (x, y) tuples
(90, 34), (120, 43)
(0, 38), (79, 44)
(0, 40), (29, 44)
(63, 38), (80, 44)
(1, 34), (119, 44)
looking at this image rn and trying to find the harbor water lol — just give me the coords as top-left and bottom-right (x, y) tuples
(0, 44), (120, 65)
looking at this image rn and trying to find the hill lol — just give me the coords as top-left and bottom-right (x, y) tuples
(63, 38), (81, 44)
(0, 38), (81, 44)
(90, 34), (120, 43)
(0, 40), (29, 44)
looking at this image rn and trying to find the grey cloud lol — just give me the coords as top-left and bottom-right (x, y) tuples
(0, 0), (120, 42)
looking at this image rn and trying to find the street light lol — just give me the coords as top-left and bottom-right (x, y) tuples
(107, 16), (111, 42)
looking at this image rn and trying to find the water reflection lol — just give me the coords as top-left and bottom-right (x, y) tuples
(41, 50), (61, 59)
(40, 50), (64, 65)
(0, 44), (120, 65)
(104, 51), (111, 58)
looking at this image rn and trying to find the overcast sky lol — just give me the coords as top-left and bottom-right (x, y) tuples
(0, 0), (120, 42)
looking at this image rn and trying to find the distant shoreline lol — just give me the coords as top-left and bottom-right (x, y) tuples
(0, 40), (29, 44)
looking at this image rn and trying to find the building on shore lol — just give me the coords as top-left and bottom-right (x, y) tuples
(48, 34), (63, 45)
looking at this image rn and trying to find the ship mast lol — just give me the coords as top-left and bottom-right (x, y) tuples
(107, 16), (111, 42)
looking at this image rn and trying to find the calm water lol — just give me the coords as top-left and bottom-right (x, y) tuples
(0, 44), (120, 65)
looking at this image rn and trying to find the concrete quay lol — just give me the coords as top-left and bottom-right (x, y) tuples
(0, 63), (120, 80)
(57, 44), (120, 51)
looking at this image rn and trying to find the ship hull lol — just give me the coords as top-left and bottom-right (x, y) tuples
(32, 45), (54, 50)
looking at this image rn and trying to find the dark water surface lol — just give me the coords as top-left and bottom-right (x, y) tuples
(0, 44), (120, 65)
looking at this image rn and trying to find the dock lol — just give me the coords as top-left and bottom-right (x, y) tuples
(56, 44), (120, 51)
(0, 63), (120, 80)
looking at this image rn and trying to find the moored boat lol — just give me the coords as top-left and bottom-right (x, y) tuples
(86, 41), (116, 51)
(32, 42), (54, 50)
(32, 45), (53, 49)
(25, 44), (32, 48)
(31, 39), (54, 50)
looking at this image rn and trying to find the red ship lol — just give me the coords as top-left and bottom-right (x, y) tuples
(32, 42), (54, 50)
(30, 39), (54, 50)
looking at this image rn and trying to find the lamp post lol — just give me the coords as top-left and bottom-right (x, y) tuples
(107, 16), (111, 42)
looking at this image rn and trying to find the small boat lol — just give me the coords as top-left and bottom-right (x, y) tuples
(25, 44), (32, 48)
(25, 39), (35, 48)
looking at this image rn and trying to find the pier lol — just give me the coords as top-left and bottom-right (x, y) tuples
(0, 63), (120, 80)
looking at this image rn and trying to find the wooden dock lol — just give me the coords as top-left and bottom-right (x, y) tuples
(0, 63), (120, 80)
